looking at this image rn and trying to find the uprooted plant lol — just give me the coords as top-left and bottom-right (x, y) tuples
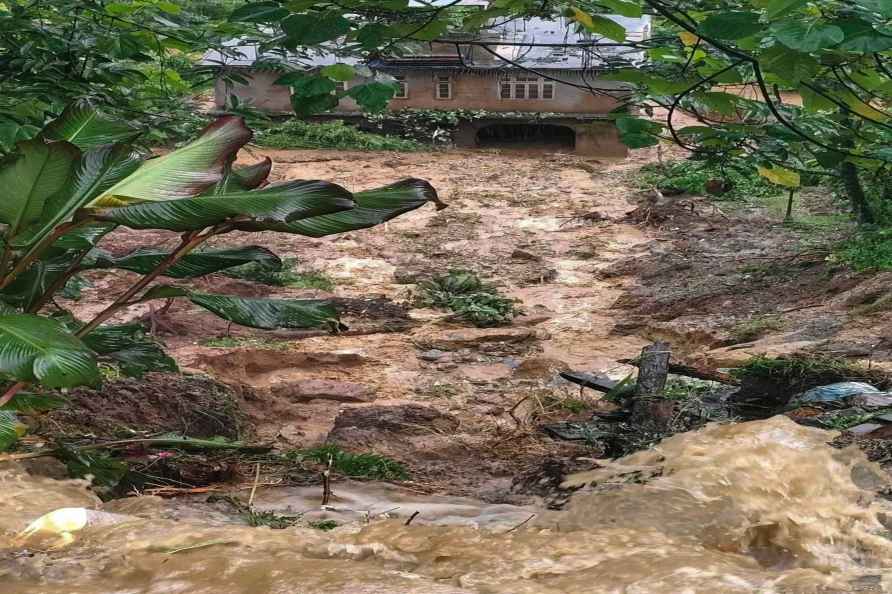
(0, 102), (444, 451)
(417, 270), (519, 327)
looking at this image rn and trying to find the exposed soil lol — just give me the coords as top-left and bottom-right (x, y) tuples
(38, 144), (892, 500)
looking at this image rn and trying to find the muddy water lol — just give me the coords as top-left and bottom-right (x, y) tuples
(3, 416), (891, 593)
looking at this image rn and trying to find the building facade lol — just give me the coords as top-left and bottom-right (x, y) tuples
(205, 14), (651, 156)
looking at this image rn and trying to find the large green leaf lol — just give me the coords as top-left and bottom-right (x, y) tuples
(283, 13), (351, 46)
(0, 255), (71, 310)
(597, 0), (641, 18)
(79, 323), (177, 377)
(233, 178), (443, 237)
(90, 116), (252, 207)
(51, 223), (118, 251)
(699, 12), (764, 40)
(201, 158), (272, 196)
(0, 314), (100, 388)
(0, 410), (25, 451)
(345, 83), (396, 113)
(229, 1), (289, 22)
(0, 391), (67, 412)
(233, 158), (272, 189)
(40, 102), (140, 151)
(0, 139), (79, 236)
(570, 10), (626, 42)
(141, 286), (344, 331)
(760, 44), (819, 85)
(764, 0), (809, 20)
(88, 180), (355, 231)
(12, 144), (142, 248)
(835, 18), (892, 53)
(771, 20), (844, 51)
(85, 246), (281, 278)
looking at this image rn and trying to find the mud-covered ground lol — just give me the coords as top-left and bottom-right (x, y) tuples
(46, 145), (892, 499)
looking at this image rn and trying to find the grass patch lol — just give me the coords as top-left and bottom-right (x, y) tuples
(729, 316), (785, 343)
(255, 119), (422, 151)
(224, 257), (335, 291)
(417, 270), (519, 327)
(837, 227), (892, 270)
(288, 444), (408, 481)
(636, 159), (781, 201)
(199, 336), (291, 349)
(308, 520), (339, 531)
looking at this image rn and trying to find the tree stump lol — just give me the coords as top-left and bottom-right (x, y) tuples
(630, 341), (674, 432)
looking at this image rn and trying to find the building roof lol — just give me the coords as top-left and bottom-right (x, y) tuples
(201, 12), (651, 72)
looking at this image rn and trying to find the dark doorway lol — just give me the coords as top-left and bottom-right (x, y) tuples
(476, 123), (576, 149)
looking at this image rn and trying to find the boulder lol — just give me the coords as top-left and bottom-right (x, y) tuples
(328, 404), (459, 441)
(413, 326), (539, 351)
(270, 379), (375, 403)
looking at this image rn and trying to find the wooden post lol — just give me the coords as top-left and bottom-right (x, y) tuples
(630, 341), (674, 431)
(635, 341), (671, 398)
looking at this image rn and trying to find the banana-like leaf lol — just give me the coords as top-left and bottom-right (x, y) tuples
(40, 102), (141, 151)
(0, 314), (100, 388)
(141, 286), (344, 331)
(0, 410), (25, 451)
(52, 222), (117, 251)
(0, 255), (71, 311)
(234, 157), (272, 189)
(0, 391), (67, 412)
(84, 246), (281, 278)
(87, 180), (355, 231)
(79, 323), (177, 377)
(202, 157), (273, 196)
(233, 178), (444, 237)
(0, 138), (79, 236)
(90, 116), (253, 207)
(12, 144), (141, 248)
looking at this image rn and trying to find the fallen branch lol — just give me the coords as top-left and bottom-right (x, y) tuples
(619, 358), (739, 386)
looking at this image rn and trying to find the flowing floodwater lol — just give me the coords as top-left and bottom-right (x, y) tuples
(3, 416), (891, 594)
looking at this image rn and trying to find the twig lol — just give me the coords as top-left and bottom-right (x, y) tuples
(0, 381), (27, 408)
(247, 463), (261, 508)
(404, 511), (420, 526)
(321, 454), (333, 506)
(504, 513), (536, 533)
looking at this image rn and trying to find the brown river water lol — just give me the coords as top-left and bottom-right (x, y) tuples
(3, 416), (891, 594)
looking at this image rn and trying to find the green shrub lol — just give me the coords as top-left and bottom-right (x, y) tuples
(223, 258), (335, 290)
(729, 316), (784, 343)
(417, 270), (519, 327)
(289, 444), (408, 480)
(255, 119), (422, 151)
(837, 227), (892, 270)
(637, 159), (782, 200)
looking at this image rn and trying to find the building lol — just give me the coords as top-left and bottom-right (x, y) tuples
(202, 11), (651, 156)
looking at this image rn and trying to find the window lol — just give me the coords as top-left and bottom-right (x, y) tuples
(334, 81), (348, 93)
(436, 75), (452, 100)
(393, 75), (408, 99)
(499, 76), (555, 100)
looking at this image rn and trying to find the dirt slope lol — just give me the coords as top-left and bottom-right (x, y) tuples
(60, 145), (890, 497)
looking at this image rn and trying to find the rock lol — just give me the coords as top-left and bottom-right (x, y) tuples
(328, 404), (459, 441)
(270, 379), (374, 403)
(413, 326), (539, 351)
(848, 423), (885, 436)
(849, 393), (892, 409)
(419, 349), (447, 362)
(510, 249), (541, 262)
(866, 424), (892, 439)
(393, 269), (425, 285)
(513, 356), (570, 379)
